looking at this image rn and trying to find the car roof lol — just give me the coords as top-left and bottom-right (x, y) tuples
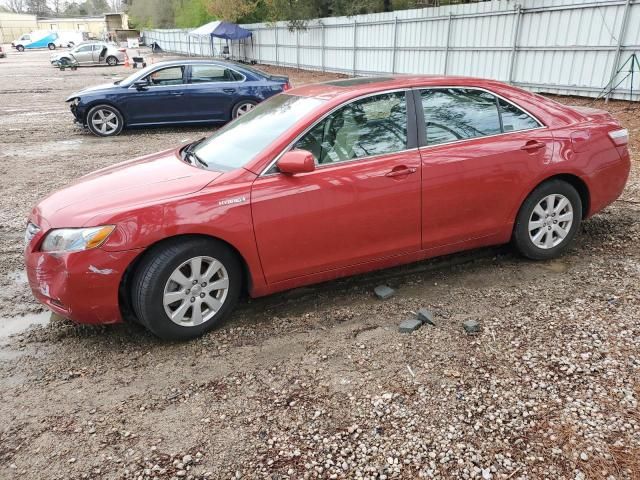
(288, 75), (522, 100)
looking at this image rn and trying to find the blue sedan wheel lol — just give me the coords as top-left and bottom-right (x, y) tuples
(87, 105), (124, 137)
(232, 100), (257, 119)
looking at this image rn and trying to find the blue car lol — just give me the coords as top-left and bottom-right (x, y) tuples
(66, 60), (291, 137)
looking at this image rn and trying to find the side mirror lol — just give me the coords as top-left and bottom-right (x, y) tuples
(133, 79), (148, 90)
(277, 150), (315, 175)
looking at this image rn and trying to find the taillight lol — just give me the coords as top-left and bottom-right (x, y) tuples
(608, 128), (628, 147)
(282, 82), (291, 91)
(118, 48), (126, 52)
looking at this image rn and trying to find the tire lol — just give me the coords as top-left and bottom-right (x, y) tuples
(131, 238), (242, 340)
(48, 43), (56, 50)
(513, 179), (582, 260)
(231, 100), (257, 119)
(16, 45), (24, 52)
(86, 104), (124, 137)
(106, 55), (118, 66)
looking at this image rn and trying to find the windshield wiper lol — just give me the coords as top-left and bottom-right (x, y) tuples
(182, 137), (208, 168)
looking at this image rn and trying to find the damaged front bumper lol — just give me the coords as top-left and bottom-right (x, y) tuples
(24, 227), (141, 325)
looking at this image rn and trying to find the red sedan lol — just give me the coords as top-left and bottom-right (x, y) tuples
(25, 76), (630, 340)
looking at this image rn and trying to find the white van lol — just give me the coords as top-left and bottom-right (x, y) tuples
(56, 31), (89, 48)
(12, 30), (60, 51)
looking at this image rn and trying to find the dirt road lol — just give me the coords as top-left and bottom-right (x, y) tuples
(0, 48), (638, 480)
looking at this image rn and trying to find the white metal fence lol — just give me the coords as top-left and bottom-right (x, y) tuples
(143, 0), (640, 101)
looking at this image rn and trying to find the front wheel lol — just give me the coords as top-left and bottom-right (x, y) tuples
(106, 55), (118, 66)
(86, 104), (124, 137)
(48, 43), (56, 50)
(16, 45), (25, 52)
(513, 179), (582, 260)
(131, 238), (242, 340)
(232, 100), (257, 119)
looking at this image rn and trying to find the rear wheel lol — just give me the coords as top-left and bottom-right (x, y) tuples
(513, 179), (582, 260)
(232, 100), (257, 119)
(48, 43), (56, 50)
(16, 45), (24, 52)
(86, 104), (124, 137)
(106, 55), (118, 66)
(131, 238), (242, 340)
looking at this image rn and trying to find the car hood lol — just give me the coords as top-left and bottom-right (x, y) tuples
(32, 148), (222, 228)
(66, 82), (123, 100)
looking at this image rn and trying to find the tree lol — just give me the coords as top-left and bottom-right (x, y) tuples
(127, 0), (175, 28)
(174, 0), (216, 27)
(5, 0), (27, 13)
(205, 0), (260, 23)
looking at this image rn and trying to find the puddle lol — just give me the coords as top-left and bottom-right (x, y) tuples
(0, 311), (51, 341)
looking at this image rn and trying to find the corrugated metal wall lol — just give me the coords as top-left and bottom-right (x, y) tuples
(144, 0), (640, 100)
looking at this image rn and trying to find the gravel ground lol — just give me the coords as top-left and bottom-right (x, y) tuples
(0, 47), (638, 480)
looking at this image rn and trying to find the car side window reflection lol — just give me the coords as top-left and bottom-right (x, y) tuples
(294, 91), (408, 165)
(421, 89), (501, 146)
(498, 98), (541, 132)
(190, 65), (243, 83)
(145, 66), (185, 86)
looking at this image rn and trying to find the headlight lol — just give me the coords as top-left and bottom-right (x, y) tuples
(25, 222), (41, 245)
(41, 226), (115, 253)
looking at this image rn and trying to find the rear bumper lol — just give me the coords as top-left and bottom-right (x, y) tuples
(586, 146), (631, 216)
(25, 246), (141, 325)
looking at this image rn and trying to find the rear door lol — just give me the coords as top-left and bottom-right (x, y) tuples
(124, 65), (190, 125)
(184, 64), (243, 122)
(416, 87), (553, 249)
(251, 90), (422, 284)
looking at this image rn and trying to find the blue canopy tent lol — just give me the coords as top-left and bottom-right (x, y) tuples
(188, 21), (253, 60)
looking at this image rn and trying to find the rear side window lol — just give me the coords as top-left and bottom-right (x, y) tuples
(190, 65), (244, 83)
(421, 89), (501, 145)
(499, 98), (540, 132)
(421, 88), (540, 146)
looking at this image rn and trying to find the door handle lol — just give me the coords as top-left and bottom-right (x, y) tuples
(385, 166), (417, 178)
(223, 88), (236, 94)
(520, 140), (545, 152)
(170, 92), (184, 96)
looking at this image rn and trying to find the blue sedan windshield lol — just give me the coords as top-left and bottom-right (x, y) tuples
(194, 94), (326, 171)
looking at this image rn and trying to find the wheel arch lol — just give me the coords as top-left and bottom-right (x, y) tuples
(83, 100), (127, 125)
(518, 173), (590, 222)
(118, 233), (252, 323)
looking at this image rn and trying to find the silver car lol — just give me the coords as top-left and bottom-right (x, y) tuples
(50, 42), (126, 67)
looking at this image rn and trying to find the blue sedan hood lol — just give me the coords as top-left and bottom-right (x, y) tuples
(66, 82), (123, 101)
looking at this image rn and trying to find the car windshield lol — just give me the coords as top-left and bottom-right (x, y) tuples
(193, 94), (326, 171)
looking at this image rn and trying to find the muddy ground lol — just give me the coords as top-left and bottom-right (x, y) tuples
(0, 48), (638, 480)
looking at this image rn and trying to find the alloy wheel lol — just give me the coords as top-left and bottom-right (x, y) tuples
(528, 194), (574, 249)
(235, 102), (255, 117)
(163, 256), (229, 327)
(91, 109), (120, 135)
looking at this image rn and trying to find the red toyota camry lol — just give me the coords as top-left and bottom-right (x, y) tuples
(25, 76), (630, 340)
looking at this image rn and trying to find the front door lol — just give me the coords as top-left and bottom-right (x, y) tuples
(416, 87), (554, 249)
(251, 90), (422, 284)
(124, 65), (190, 125)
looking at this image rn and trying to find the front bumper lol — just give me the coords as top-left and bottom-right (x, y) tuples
(25, 243), (141, 325)
(69, 102), (83, 123)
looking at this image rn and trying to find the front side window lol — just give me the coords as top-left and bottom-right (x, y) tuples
(421, 88), (541, 146)
(295, 91), (408, 165)
(21, 35), (30, 41)
(75, 44), (93, 53)
(146, 66), (185, 86)
(190, 65), (243, 83)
